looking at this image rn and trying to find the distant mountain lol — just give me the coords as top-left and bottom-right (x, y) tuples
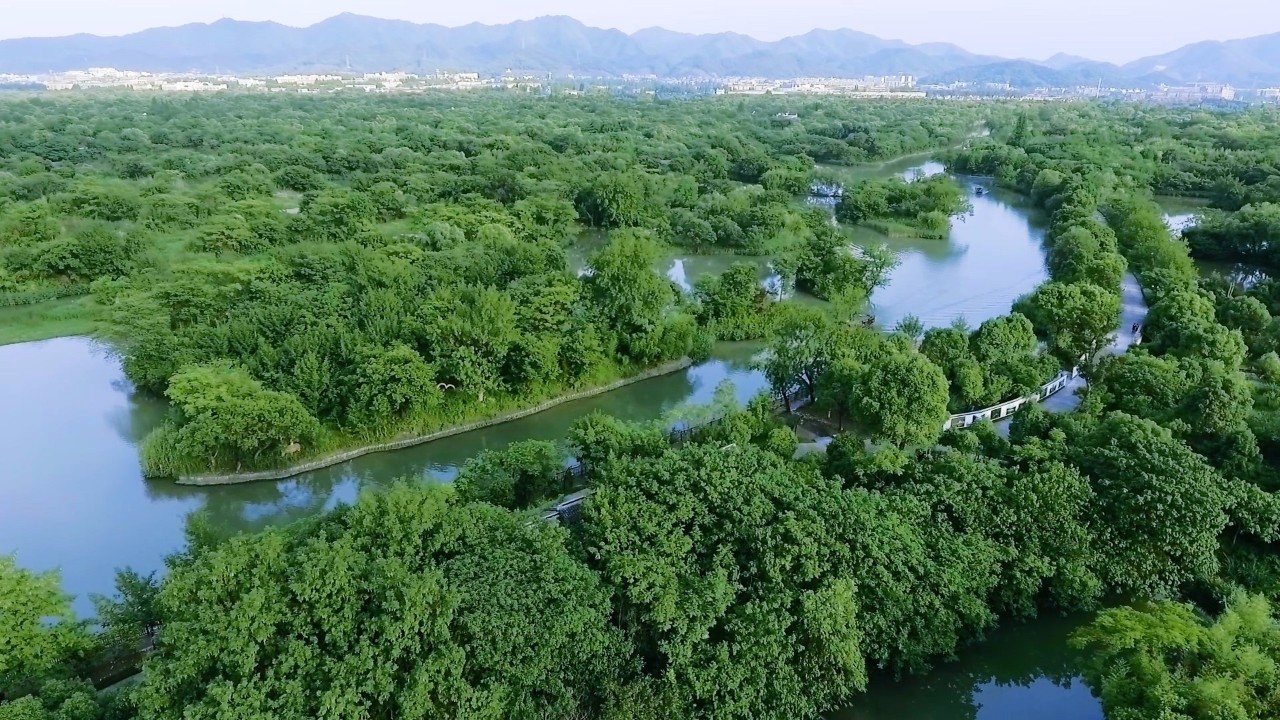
(1041, 53), (1093, 70)
(1123, 32), (1280, 86)
(0, 13), (1000, 77)
(1, 14), (1278, 87)
(929, 33), (1280, 89)
(922, 60), (1127, 89)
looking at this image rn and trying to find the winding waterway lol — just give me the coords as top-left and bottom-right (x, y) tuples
(0, 157), (1092, 719)
(1, 157), (1051, 613)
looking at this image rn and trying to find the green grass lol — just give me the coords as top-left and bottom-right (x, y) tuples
(861, 219), (947, 240)
(0, 295), (98, 346)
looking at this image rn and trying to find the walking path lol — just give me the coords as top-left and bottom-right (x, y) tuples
(1036, 273), (1147, 416)
(792, 274), (1149, 454)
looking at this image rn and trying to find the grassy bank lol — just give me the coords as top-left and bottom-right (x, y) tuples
(860, 219), (948, 240)
(0, 296), (97, 346)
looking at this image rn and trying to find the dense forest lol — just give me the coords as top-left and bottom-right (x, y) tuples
(0, 94), (986, 474)
(4, 95), (1280, 720)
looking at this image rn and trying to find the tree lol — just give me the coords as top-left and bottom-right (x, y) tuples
(35, 223), (143, 282)
(344, 344), (439, 430)
(1045, 225), (1126, 292)
(454, 440), (567, 510)
(293, 189), (375, 244)
(1145, 289), (1247, 368)
(144, 362), (322, 474)
(91, 568), (161, 652)
(1015, 281), (1120, 365)
(1067, 413), (1229, 596)
(846, 352), (949, 449)
(893, 315), (925, 344)
(0, 203), (59, 246)
(695, 262), (769, 341)
(191, 214), (257, 256)
(1216, 294), (1271, 348)
(760, 168), (810, 195)
(761, 304), (836, 412)
(576, 171), (648, 228)
(0, 556), (93, 699)
(140, 484), (627, 720)
(584, 230), (674, 362)
(1073, 593), (1280, 720)
(789, 222), (898, 301)
(581, 444), (867, 719)
(1090, 352), (1189, 421)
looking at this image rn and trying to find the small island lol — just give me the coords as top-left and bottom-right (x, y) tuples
(835, 175), (972, 239)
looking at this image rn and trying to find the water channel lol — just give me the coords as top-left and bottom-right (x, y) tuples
(830, 614), (1100, 720)
(0, 158), (1097, 719)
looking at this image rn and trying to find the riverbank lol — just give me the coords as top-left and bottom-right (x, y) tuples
(176, 357), (695, 486)
(0, 295), (96, 346)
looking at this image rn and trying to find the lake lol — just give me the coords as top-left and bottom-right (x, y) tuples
(0, 336), (765, 616)
(576, 158), (1050, 331)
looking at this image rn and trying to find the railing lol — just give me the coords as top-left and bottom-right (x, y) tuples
(942, 366), (1081, 431)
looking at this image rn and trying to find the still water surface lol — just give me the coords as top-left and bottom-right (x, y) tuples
(831, 615), (1100, 720)
(0, 337), (765, 615)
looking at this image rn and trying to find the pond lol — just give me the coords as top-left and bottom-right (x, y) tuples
(855, 169), (1050, 329)
(830, 614), (1101, 720)
(1159, 195), (1209, 236)
(1157, 197), (1271, 284)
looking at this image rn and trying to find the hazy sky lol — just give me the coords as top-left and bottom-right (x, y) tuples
(5, 0), (1279, 63)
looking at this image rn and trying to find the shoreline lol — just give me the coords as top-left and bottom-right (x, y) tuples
(176, 357), (695, 486)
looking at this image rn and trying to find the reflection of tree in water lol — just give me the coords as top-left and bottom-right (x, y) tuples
(135, 344), (766, 547)
(105, 389), (167, 447)
(832, 615), (1093, 720)
(143, 469), (360, 538)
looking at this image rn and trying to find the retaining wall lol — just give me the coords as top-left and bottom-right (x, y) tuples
(177, 358), (694, 486)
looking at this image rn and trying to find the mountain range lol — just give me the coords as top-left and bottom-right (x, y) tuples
(1, 14), (1278, 88)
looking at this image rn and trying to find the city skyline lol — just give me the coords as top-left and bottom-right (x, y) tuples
(4, 0), (1278, 65)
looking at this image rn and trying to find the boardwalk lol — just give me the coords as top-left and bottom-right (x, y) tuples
(1036, 273), (1148, 417)
(792, 273), (1150, 453)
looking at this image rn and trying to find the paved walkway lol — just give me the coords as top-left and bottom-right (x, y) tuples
(792, 274), (1150, 454)
(1036, 273), (1147, 417)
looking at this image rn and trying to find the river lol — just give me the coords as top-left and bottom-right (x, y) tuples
(0, 336), (766, 616)
(1, 158), (1092, 718)
(574, 157), (1051, 331)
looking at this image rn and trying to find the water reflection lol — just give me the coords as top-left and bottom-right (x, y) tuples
(0, 336), (772, 611)
(861, 180), (1048, 329)
(0, 337), (197, 616)
(831, 615), (1100, 720)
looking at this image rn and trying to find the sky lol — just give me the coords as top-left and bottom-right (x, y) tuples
(3, 0), (1279, 63)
